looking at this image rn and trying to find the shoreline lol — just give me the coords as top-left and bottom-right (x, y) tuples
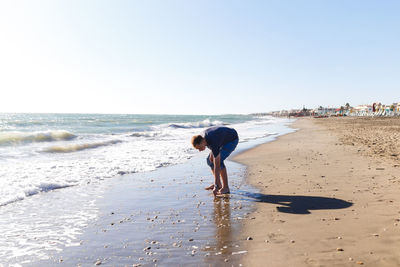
(233, 118), (400, 266)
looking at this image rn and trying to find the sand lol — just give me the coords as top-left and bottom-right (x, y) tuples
(233, 117), (400, 267)
(315, 117), (400, 163)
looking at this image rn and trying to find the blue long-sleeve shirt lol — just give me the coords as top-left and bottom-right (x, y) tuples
(204, 126), (238, 157)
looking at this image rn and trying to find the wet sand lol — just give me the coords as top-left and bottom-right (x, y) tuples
(33, 155), (257, 266)
(233, 118), (400, 266)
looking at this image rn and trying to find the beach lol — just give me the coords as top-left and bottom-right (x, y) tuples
(4, 115), (400, 266)
(233, 117), (400, 266)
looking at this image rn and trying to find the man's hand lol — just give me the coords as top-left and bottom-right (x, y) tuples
(213, 154), (221, 181)
(212, 186), (219, 196)
(212, 154), (222, 195)
(212, 183), (220, 196)
(217, 187), (230, 195)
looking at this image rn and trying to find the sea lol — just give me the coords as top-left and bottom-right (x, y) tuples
(0, 113), (294, 266)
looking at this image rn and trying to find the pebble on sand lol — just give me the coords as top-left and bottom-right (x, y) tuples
(94, 260), (102, 265)
(336, 248), (344, 251)
(232, 251), (247, 255)
(247, 237), (253, 241)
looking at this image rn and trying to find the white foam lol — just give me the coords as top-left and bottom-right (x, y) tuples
(0, 178), (76, 207)
(163, 119), (226, 129)
(42, 139), (123, 153)
(130, 132), (158, 138)
(0, 183), (100, 265)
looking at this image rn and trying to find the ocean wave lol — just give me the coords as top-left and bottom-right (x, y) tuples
(167, 119), (228, 129)
(0, 130), (76, 146)
(129, 132), (158, 138)
(0, 183), (75, 207)
(240, 133), (277, 142)
(43, 139), (123, 153)
(24, 183), (75, 196)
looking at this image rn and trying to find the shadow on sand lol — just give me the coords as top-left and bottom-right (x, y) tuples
(233, 190), (353, 214)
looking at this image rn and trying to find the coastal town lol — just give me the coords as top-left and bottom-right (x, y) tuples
(258, 102), (400, 117)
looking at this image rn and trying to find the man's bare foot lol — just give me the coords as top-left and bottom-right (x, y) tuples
(205, 184), (215, 190)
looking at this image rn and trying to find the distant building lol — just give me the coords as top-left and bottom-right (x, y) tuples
(257, 100), (400, 118)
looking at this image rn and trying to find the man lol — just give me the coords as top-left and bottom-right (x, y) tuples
(191, 126), (239, 196)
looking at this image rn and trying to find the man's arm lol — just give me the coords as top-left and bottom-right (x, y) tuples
(213, 154), (221, 190)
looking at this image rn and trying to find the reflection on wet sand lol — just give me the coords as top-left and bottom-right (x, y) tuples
(204, 196), (245, 265)
(213, 197), (234, 255)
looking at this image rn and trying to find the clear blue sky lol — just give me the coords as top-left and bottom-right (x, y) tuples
(0, 0), (399, 114)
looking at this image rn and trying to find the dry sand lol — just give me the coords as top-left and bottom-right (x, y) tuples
(233, 117), (400, 267)
(315, 117), (400, 163)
